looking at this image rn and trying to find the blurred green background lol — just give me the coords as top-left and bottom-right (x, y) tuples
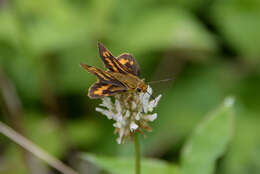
(0, 0), (260, 174)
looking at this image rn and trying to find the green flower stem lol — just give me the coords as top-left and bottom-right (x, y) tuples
(134, 134), (141, 174)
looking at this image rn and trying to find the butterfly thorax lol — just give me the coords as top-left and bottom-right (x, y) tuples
(109, 72), (147, 92)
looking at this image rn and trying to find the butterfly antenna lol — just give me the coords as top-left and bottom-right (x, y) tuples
(142, 91), (155, 113)
(146, 91), (155, 100)
(147, 78), (173, 84)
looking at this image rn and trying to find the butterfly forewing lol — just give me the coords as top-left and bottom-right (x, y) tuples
(80, 63), (124, 87)
(117, 53), (140, 77)
(98, 43), (131, 74)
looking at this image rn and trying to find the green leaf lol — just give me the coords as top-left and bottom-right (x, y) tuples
(24, 112), (66, 158)
(211, 0), (260, 63)
(65, 119), (102, 147)
(0, 145), (28, 174)
(81, 153), (180, 174)
(0, 0), (91, 54)
(112, 8), (218, 55)
(142, 62), (236, 156)
(180, 97), (235, 174)
(174, 0), (211, 12)
(221, 102), (260, 174)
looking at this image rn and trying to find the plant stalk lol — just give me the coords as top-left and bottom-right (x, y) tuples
(134, 134), (141, 174)
(0, 121), (78, 174)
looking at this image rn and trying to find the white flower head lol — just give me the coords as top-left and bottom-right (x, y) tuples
(96, 86), (161, 144)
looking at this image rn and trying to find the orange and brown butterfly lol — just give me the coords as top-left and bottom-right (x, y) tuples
(80, 43), (148, 99)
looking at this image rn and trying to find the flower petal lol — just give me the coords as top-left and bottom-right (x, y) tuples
(130, 122), (139, 131)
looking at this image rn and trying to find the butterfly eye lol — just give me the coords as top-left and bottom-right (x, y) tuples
(137, 88), (141, 92)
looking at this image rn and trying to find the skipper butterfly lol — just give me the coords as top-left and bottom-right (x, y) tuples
(81, 43), (148, 98)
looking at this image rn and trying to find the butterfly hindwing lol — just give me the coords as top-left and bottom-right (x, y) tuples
(89, 82), (127, 98)
(80, 63), (123, 87)
(117, 53), (140, 77)
(98, 43), (131, 74)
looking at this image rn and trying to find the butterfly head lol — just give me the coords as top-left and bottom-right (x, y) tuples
(136, 80), (148, 93)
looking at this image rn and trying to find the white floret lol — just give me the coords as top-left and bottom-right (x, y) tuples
(95, 86), (161, 144)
